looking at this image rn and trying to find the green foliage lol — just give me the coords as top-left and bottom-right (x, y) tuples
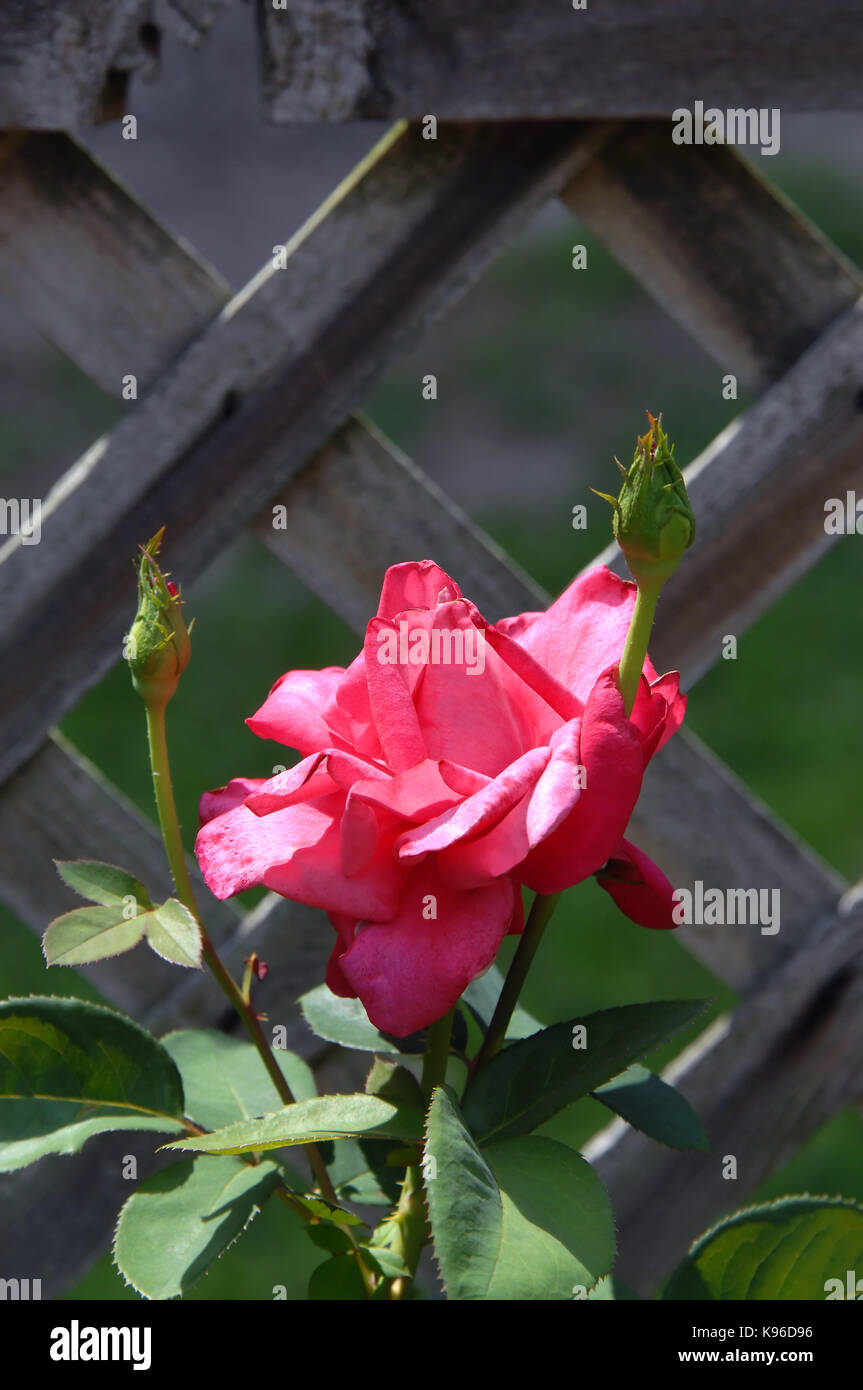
(162, 1029), (315, 1130)
(44, 861), (201, 969)
(462, 963), (541, 1038)
(364, 1057), (423, 1107)
(0, 996), (185, 1171)
(113, 1155), (281, 1299)
(308, 1254), (367, 1300)
(463, 999), (707, 1144)
(164, 1093), (424, 1157)
(592, 1063), (708, 1151)
(664, 1196), (863, 1301)
(327, 1136), (404, 1208)
(425, 1087), (614, 1300)
(55, 860), (149, 907)
(300, 985), (401, 1053)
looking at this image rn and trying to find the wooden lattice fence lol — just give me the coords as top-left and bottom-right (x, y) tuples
(0, 3), (862, 1298)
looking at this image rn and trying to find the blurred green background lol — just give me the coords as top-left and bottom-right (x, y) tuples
(0, 142), (861, 1300)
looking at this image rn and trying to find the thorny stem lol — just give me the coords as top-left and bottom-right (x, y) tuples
(389, 1008), (454, 1300)
(144, 700), (338, 1205)
(468, 891), (561, 1080)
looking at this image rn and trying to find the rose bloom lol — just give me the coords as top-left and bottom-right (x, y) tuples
(196, 562), (685, 1035)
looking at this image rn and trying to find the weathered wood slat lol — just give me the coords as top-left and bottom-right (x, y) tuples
(0, 1), (151, 128)
(250, 413), (548, 628)
(561, 123), (863, 390)
(0, 732), (237, 1014)
(259, 1), (863, 121)
(0, 732), (333, 1044)
(0, 133), (229, 395)
(586, 889), (863, 1293)
(629, 734), (845, 989)
(0, 0), (225, 128)
(0, 119), (611, 786)
(597, 298), (863, 687)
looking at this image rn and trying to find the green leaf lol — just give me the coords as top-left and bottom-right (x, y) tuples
(43, 895), (202, 971)
(593, 1064), (709, 1151)
(164, 1093), (424, 1157)
(299, 985), (400, 1053)
(586, 1274), (640, 1300)
(307, 1222), (354, 1254)
(365, 1057), (423, 1108)
(463, 999), (708, 1144)
(462, 965), (541, 1039)
(308, 1254), (367, 1300)
(282, 1190), (367, 1227)
(43, 906), (147, 967)
(663, 1196), (863, 1300)
(329, 1138), (404, 1208)
(0, 996), (185, 1172)
(426, 1087), (615, 1300)
(144, 900), (202, 968)
(55, 859), (150, 908)
(114, 1154), (281, 1299)
(361, 1245), (410, 1280)
(162, 1029), (316, 1131)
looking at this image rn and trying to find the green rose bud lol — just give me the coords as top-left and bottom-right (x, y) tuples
(124, 529), (191, 709)
(597, 413), (695, 590)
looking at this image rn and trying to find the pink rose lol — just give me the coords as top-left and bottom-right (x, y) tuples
(196, 562), (685, 1035)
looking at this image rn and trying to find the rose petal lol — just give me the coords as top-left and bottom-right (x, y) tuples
(199, 777), (267, 828)
(196, 798), (336, 899)
(397, 745), (550, 862)
(377, 560), (463, 619)
(335, 868), (517, 1035)
(595, 838), (679, 930)
(510, 565), (659, 704)
(364, 618), (429, 771)
(435, 719), (584, 889)
(519, 668), (644, 893)
(246, 668), (347, 753)
(262, 793), (405, 921)
(413, 603), (561, 776)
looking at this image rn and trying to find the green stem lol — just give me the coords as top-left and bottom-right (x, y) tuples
(389, 1164), (427, 1300)
(144, 700), (338, 1205)
(468, 891), (561, 1079)
(421, 1008), (454, 1100)
(616, 581), (660, 717)
(387, 1009), (454, 1299)
(145, 702), (201, 919)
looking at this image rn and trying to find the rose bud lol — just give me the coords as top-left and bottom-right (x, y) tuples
(595, 414), (695, 716)
(596, 412), (695, 591)
(125, 528), (191, 709)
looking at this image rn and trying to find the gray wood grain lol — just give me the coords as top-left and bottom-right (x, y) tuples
(561, 123), (863, 391)
(0, 0), (225, 128)
(251, 413), (548, 628)
(0, 133), (229, 395)
(586, 889), (863, 1293)
(0, 119), (609, 786)
(595, 298), (863, 688)
(259, 1), (863, 120)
